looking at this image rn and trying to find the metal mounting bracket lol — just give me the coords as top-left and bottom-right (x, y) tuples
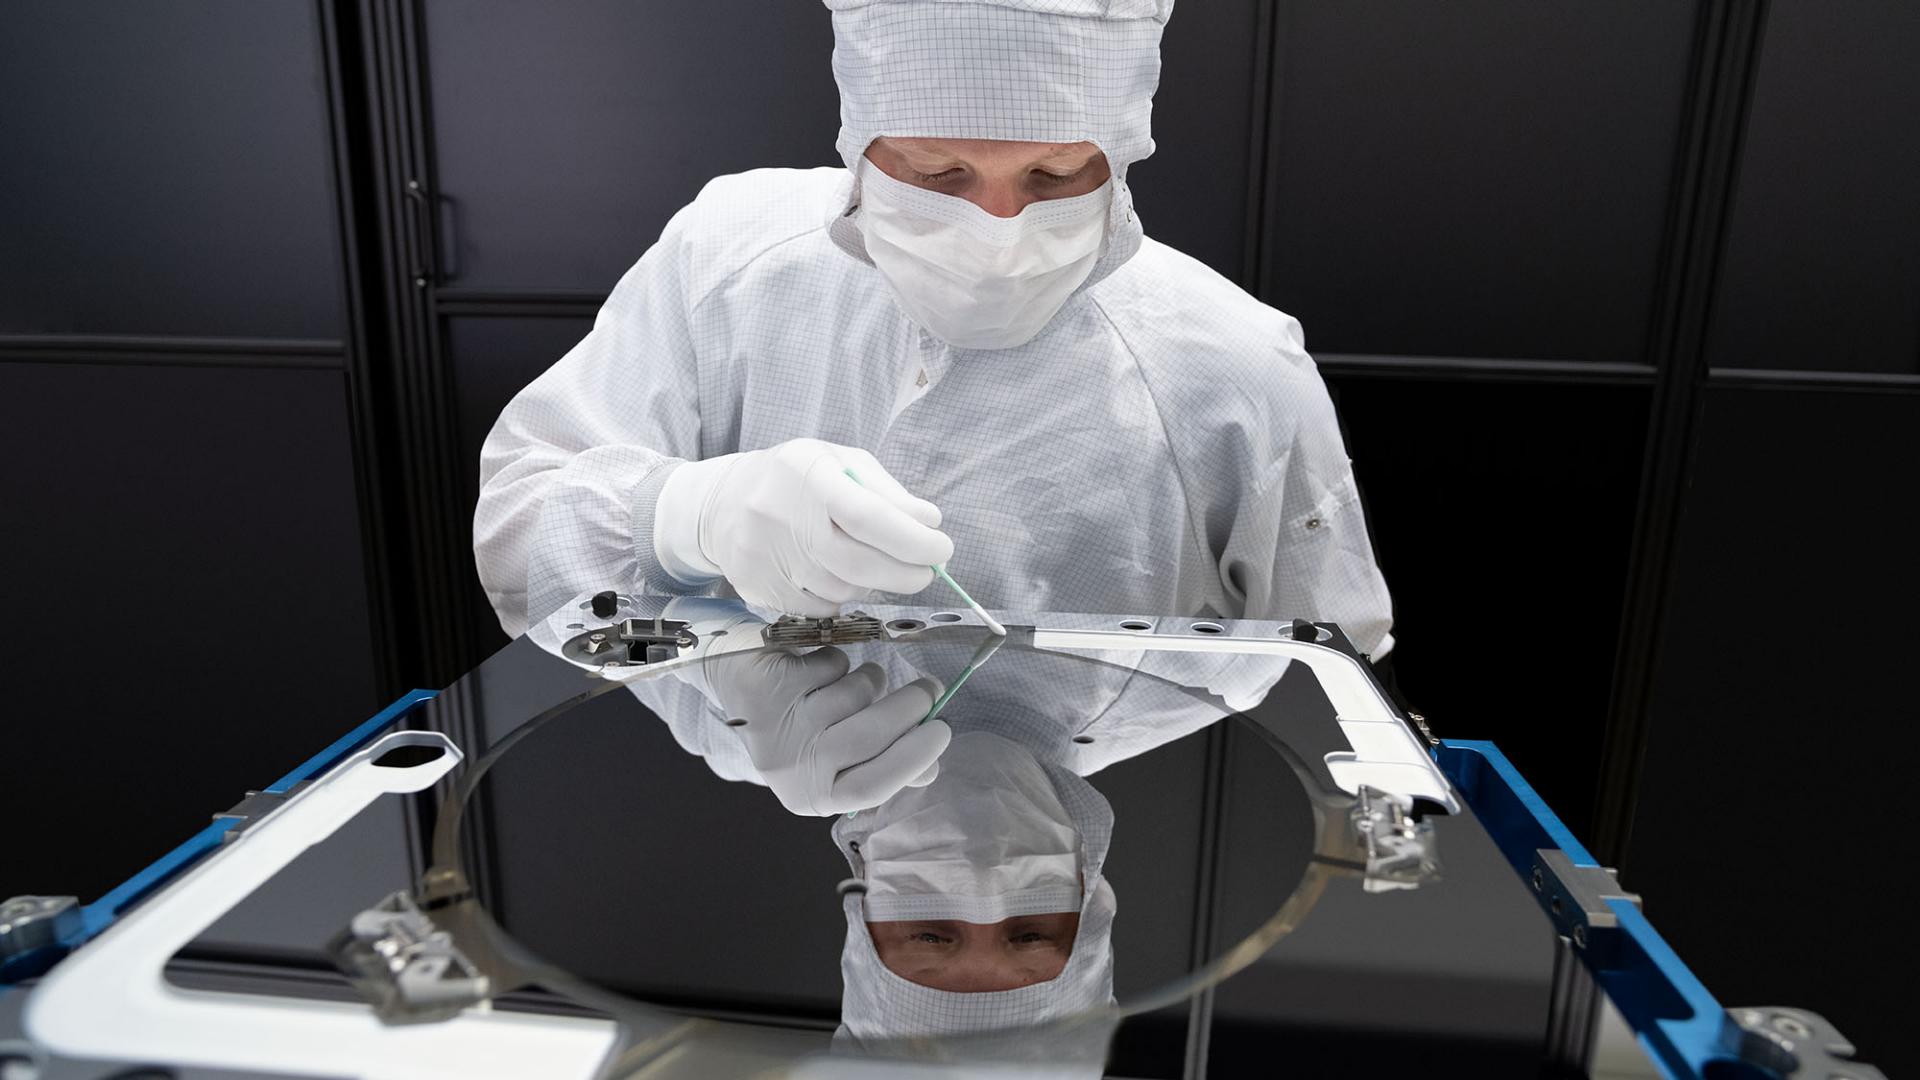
(1725, 1006), (1885, 1079)
(330, 891), (491, 1025)
(765, 611), (885, 646)
(1530, 849), (1640, 951)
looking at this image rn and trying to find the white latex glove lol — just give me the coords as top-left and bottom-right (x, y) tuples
(705, 645), (951, 816)
(654, 439), (954, 616)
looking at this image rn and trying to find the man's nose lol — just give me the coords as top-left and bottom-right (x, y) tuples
(969, 181), (1032, 219)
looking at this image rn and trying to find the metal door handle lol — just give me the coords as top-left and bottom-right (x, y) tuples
(402, 179), (460, 285)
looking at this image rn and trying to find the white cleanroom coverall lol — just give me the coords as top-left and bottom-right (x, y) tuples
(473, 0), (1394, 657)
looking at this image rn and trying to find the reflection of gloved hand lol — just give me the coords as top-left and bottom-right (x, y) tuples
(705, 645), (951, 815)
(654, 439), (954, 617)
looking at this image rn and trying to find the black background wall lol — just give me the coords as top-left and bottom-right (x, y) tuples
(2, 1), (1914, 1075)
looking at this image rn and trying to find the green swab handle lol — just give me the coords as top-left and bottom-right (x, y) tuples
(931, 564), (983, 610)
(844, 631), (1004, 819)
(840, 465), (1006, 630)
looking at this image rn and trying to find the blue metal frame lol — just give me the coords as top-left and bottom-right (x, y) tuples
(0, 689), (439, 988)
(1435, 739), (1738, 1080)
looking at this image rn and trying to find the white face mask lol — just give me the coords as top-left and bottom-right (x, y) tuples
(855, 157), (1112, 351)
(857, 732), (1083, 924)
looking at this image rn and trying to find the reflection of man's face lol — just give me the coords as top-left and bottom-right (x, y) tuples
(867, 914), (1080, 992)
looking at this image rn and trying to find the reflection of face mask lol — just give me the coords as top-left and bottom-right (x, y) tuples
(859, 732), (1083, 924)
(855, 158), (1111, 351)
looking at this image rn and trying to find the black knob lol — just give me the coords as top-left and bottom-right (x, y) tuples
(1291, 618), (1318, 641)
(590, 591), (619, 619)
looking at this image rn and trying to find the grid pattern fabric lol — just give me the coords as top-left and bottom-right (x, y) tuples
(473, 165), (1395, 658)
(827, 0), (1170, 167)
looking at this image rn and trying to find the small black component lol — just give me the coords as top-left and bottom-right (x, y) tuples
(590, 590), (619, 618)
(1291, 618), (1319, 641)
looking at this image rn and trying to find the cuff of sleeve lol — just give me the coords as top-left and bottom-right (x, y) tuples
(630, 460), (710, 593)
(645, 455), (727, 586)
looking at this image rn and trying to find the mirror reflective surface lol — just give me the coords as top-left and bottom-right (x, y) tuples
(172, 594), (1555, 1077)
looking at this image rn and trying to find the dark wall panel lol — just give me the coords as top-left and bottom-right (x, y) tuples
(1627, 386), (1920, 1076)
(0, 1), (345, 339)
(1331, 377), (1650, 839)
(421, 0), (840, 294)
(1128, 0), (1262, 283)
(1261, 1), (1696, 362)
(421, 0), (1264, 296)
(0, 361), (380, 900)
(1704, 1), (1920, 375)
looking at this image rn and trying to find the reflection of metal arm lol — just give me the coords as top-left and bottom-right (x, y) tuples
(1029, 624), (1456, 811)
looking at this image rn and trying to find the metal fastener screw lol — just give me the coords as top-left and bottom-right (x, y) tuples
(1305, 517), (1323, 529)
(1572, 925), (1588, 949)
(1772, 1015), (1811, 1039)
(1531, 867), (1544, 892)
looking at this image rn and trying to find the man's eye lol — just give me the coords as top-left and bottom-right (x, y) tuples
(911, 931), (953, 944)
(911, 168), (964, 183)
(1032, 168), (1084, 186)
(1011, 932), (1050, 944)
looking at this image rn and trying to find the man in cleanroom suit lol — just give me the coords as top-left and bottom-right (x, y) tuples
(474, 0), (1396, 811)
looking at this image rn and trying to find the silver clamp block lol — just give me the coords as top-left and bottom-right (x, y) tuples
(330, 891), (490, 1024)
(1530, 849), (1640, 951)
(1350, 786), (1441, 890)
(213, 784), (305, 842)
(0, 895), (80, 962)
(1726, 1006), (1885, 1079)
(563, 617), (696, 667)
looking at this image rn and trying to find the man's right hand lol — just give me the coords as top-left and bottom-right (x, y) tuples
(655, 438), (954, 617)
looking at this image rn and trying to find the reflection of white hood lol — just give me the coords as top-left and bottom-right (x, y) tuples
(832, 732), (1117, 1043)
(856, 732), (1085, 924)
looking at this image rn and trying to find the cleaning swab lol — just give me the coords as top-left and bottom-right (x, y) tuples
(841, 467), (1008, 635)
